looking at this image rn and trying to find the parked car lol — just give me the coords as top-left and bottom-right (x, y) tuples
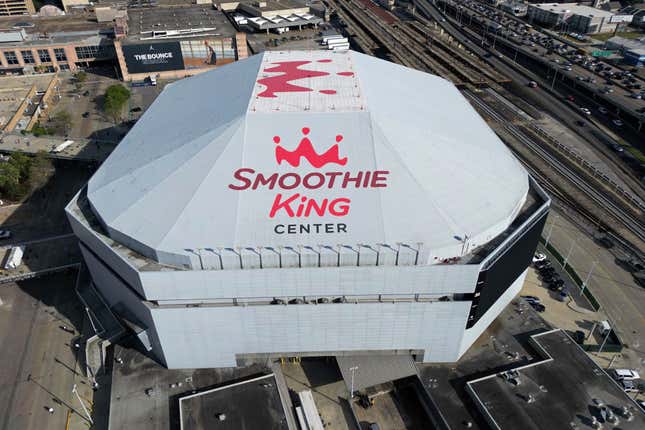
(0, 230), (11, 239)
(521, 295), (541, 304)
(548, 279), (565, 288)
(620, 379), (638, 393)
(612, 119), (623, 127)
(82, 111), (90, 118)
(611, 369), (641, 381)
(532, 253), (547, 264)
(573, 330), (585, 344)
(535, 260), (552, 269)
(530, 302), (545, 313)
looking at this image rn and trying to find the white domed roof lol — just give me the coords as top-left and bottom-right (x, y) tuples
(87, 50), (528, 267)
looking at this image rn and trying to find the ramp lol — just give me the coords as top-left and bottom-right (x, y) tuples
(336, 354), (417, 393)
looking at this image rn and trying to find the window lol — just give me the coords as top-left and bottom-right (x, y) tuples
(53, 48), (67, 62)
(4, 51), (19, 65)
(75, 45), (114, 59)
(38, 49), (51, 63)
(21, 50), (35, 64)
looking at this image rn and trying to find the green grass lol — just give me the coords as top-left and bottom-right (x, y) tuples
(592, 31), (644, 42)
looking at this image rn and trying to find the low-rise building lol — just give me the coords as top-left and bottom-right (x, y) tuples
(0, 0), (35, 16)
(528, 3), (618, 34)
(0, 14), (116, 75)
(216, 0), (323, 33)
(114, 4), (247, 81)
(605, 36), (645, 66)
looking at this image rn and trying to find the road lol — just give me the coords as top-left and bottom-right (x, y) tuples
(415, 0), (644, 196)
(0, 271), (95, 430)
(544, 211), (645, 370)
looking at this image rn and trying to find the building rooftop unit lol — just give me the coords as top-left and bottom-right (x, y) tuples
(126, 5), (236, 41)
(531, 3), (615, 18)
(467, 329), (645, 430)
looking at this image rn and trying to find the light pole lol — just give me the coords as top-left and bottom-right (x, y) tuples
(349, 365), (359, 399)
(562, 239), (575, 270)
(581, 261), (598, 295)
(72, 384), (93, 424)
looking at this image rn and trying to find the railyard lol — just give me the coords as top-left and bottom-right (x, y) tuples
(320, 0), (644, 263)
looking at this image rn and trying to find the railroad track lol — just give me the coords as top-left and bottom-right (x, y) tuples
(464, 89), (645, 250)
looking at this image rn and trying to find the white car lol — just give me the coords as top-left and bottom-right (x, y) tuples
(580, 108), (591, 115)
(0, 230), (11, 239)
(532, 253), (547, 264)
(612, 369), (640, 380)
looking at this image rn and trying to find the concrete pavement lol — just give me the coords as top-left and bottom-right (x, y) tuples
(543, 210), (645, 370)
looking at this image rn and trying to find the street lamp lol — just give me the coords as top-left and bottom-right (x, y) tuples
(72, 384), (93, 424)
(349, 365), (359, 399)
(580, 261), (598, 295)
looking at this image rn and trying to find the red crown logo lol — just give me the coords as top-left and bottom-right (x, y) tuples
(274, 127), (348, 168)
(257, 59), (354, 98)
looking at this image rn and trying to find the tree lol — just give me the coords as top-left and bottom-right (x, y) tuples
(103, 84), (131, 123)
(50, 110), (73, 135)
(74, 71), (88, 84)
(0, 152), (34, 200)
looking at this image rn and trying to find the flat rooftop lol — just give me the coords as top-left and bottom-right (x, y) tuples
(531, 3), (615, 18)
(126, 5), (236, 41)
(468, 329), (645, 429)
(108, 343), (288, 429)
(179, 374), (289, 430)
(0, 14), (113, 47)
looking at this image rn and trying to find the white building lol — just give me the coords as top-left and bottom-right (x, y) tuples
(528, 3), (618, 34)
(66, 50), (550, 369)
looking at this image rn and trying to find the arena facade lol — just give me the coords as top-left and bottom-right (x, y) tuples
(67, 50), (550, 368)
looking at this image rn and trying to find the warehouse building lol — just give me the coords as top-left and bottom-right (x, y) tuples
(67, 50), (550, 369)
(528, 3), (618, 34)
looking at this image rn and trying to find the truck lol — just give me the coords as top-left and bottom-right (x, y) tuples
(326, 37), (348, 47)
(331, 43), (350, 51)
(322, 34), (344, 44)
(4, 246), (24, 270)
(50, 139), (74, 153)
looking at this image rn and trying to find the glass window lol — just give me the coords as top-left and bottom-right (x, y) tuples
(75, 44), (114, 59)
(21, 50), (35, 64)
(38, 49), (51, 63)
(53, 48), (67, 62)
(4, 51), (19, 65)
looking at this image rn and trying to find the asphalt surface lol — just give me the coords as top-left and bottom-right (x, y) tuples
(544, 210), (645, 370)
(0, 271), (94, 430)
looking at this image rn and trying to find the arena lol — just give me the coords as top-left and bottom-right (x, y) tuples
(66, 50), (550, 369)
